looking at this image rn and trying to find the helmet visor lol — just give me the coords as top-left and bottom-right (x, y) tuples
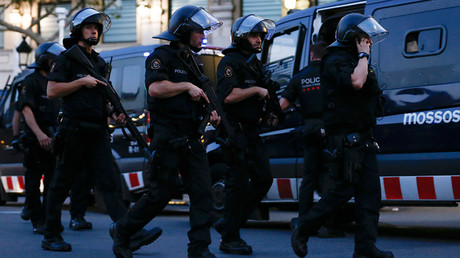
(235, 15), (275, 40)
(357, 17), (388, 44)
(72, 8), (111, 33)
(190, 8), (223, 36)
(46, 43), (66, 56)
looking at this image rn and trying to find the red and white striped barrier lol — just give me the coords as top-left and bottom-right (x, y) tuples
(122, 171), (145, 191)
(0, 176), (44, 194)
(265, 176), (460, 202)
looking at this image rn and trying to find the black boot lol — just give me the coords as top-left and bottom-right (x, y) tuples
(353, 246), (394, 258)
(21, 207), (31, 221)
(110, 223), (163, 252)
(291, 228), (308, 257)
(188, 248), (216, 258)
(111, 224), (132, 258)
(219, 239), (253, 255)
(41, 236), (72, 252)
(69, 217), (93, 231)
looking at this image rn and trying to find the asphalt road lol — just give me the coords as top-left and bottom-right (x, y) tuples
(0, 199), (459, 257)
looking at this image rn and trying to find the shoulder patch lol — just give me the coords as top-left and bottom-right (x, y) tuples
(50, 63), (56, 73)
(151, 59), (161, 70)
(224, 66), (233, 78)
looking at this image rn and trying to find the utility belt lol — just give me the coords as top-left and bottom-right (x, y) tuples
(155, 136), (199, 151)
(323, 130), (380, 183)
(60, 117), (107, 131)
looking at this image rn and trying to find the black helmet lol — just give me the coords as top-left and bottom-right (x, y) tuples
(227, 14), (275, 53)
(153, 6), (222, 43)
(27, 42), (65, 71)
(332, 13), (388, 47)
(63, 7), (111, 48)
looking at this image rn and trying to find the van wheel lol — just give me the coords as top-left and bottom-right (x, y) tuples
(210, 163), (227, 214)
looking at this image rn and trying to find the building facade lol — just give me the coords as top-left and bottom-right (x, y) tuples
(0, 0), (341, 86)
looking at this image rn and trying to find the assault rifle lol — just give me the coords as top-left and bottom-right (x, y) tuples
(175, 46), (235, 142)
(63, 45), (153, 161)
(246, 54), (285, 126)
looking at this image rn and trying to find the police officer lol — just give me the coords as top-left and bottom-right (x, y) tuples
(42, 7), (161, 252)
(214, 14), (276, 255)
(111, 6), (222, 258)
(291, 13), (393, 258)
(280, 42), (346, 238)
(17, 42), (65, 234)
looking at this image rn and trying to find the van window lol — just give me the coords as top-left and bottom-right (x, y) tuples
(121, 65), (141, 99)
(266, 28), (300, 89)
(110, 56), (146, 111)
(404, 27), (445, 57)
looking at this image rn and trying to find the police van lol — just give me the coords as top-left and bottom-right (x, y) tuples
(206, 0), (460, 218)
(0, 45), (223, 207)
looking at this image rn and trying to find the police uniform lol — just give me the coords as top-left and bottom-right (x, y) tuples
(44, 45), (127, 239)
(116, 44), (214, 256)
(281, 61), (326, 219)
(296, 46), (382, 251)
(216, 48), (273, 243)
(19, 70), (60, 229)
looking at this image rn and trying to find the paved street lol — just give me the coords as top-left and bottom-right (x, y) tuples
(0, 199), (459, 257)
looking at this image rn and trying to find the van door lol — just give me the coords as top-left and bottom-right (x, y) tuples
(261, 22), (309, 201)
(367, 1), (460, 178)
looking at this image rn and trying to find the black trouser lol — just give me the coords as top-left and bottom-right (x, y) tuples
(69, 168), (93, 220)
(298, 119), (324, 218)
(44, 124), (127, 239)
(297, 140), (381, 250)
(23, 139), (54, 226)
(117, 138), (213, 255)
(220, 133), (273, 242)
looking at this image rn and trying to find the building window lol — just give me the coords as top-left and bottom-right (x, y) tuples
(39, 3), (71, 41)
(0, 6), (4, 48)
(103, 0), (137, 43)
(170, 0), (208, 15)
(243, 0), (282, 21)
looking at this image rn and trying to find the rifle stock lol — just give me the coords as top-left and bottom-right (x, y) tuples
(246, 54), (285, 125)
(175, 46), (235, 142)
(63, 45), (153, 161)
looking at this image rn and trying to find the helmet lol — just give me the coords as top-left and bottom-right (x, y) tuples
(63, 7), (111, 48)
(27, 42), (66, 71)
(153, 6), (222, 43)
(227, 14), (275, 53)
(332, 13), (388, 47)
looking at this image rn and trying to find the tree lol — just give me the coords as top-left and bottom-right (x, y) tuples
(0, 0), (117, 45)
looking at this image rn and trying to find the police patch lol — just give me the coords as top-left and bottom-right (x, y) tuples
(151, 59), (161, 70)
(224, 66), (233, 77)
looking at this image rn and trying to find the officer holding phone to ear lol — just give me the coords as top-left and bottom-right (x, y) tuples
(291, 13), (393, 258)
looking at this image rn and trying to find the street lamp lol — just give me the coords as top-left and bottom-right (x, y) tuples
(16, 36), (32, 69)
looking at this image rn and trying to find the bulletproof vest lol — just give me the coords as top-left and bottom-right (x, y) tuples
(21, 72), (61, 138)
(217, 49), (265, 124)
(60, 47), (108, 122)
(146, 45), (205, 136)
(321, 48), (381, 133)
